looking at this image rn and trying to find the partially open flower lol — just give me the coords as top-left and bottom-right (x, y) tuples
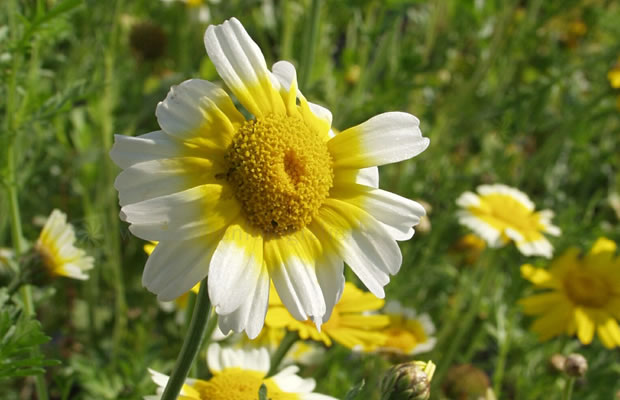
(35, 209), (94, 280)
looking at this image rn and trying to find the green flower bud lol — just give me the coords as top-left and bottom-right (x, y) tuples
(381, 360), (436, 400)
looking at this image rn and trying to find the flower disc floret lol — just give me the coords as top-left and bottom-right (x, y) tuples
(226, 114), (333, 235)
(192, 368), (298, 400)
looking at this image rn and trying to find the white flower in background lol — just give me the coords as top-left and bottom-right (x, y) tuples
(35, 209), (94, 280)
(456, 184), (560, 258)
(111, 17), (428, 339)
(376, 301), (436, 355)
(145, 343), (336, 400)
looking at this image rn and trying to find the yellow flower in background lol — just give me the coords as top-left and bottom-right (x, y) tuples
(265, 282), (389, 350)
(451, 233), (486, 265)
(242, 326), (325, 366)
(111, 17), (429, 338)
(35, 209), (94, 280)
(520, 238), (620, 348)
(608, 64), (620, 89)
(146, 343), (336, 400)
(373, 301), (436, 355)
(456, 184), (560, 258)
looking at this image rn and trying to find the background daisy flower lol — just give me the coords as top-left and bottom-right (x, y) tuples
(145, 343), (336, 400)
(373, 300), (436, 355)
(110, 17), (429, 338)
(265, 282), (389, 350)
(519, 237), (620, 348)
(35, 209), (94, 280)
(456, 184), (560, 258)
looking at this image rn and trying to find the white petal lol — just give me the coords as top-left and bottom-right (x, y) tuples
(266, 231), (326, 325)
(311, 200), (402, 298)
(115, 157), (219, 206)
(356, 167), (379, 188)
(110, 131), (188, 169)
(155, 78), (243, 146)
(209, 221), (263, 315)
(142, 236), (218, 301)
(329, 112), (429, 168)
(314, 250), (344, 323)
(207, 343), (269, 373)
(217, 262), (269, 339)
(456, 191), (480, 208)
(478, 184), (534, 211)
(333, 183), (426, 241)
(272, 365), (316, 393)
(456, 212), (504, 248)
(204, 18), (283, 117)
(120, 184), (240, 241)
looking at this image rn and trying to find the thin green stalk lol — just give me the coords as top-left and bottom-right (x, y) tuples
(563, 377), (575, 400)
(280, 0), (295, 60)
(160, 280), (212, 400)
(298, 0), (322, 89)
(267, 331), (299, 377)
(433, 265), (496, 386)
(492, 307), (510, 398)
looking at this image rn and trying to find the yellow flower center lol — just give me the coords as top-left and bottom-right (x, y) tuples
(383, 316), (428, 353)
(191, 368), (299, 400)
(226, 114), (333, 235)
(564, 270), (610, 308)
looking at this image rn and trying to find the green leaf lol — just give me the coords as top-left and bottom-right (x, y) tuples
(344, 379), (365, 400)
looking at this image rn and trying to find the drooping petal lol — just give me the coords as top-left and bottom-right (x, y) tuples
(310, 199), (402, 298)
(204, 18), (285, 117)
(529, 303), (573, 341)
(574, 307), (595, 345)
(120, 184), (240, 241)
(519, 292), (565, 315)
(314, 248), (345, 322)
(328, 112), (429, 168)
(142, 235), (220, 301)
(208, 220), (263, 315)
(156, 79), (245, 149)
(265, 229), (326, 325)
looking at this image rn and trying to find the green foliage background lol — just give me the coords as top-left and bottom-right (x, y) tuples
(1, 0), (619, 398)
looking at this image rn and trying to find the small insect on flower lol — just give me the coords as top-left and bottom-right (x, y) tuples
(35, 209), (94, 280)
(111, 18), (429, 338)
(145, 343), (336, 400)
(520, 237), (620, 348)
(264, 282), (389, 350)
(456, 184), (560, 258)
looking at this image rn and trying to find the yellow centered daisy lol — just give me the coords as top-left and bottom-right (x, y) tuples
(111, 17), (429, 339)
(225, 115), (333, 234)
(519, 237), (620, 348)
(35, 209), (94, 280)
(371, 301), (436, 355)
(265, 282), (389, 350)
(456, 184), (560, 258)
(146, 344), (336, 400)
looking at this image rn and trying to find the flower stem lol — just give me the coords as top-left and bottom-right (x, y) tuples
(563, 377), (575, 400)
(160, 279), (212, 400)
(267, 331), (299, 377)
(298, 0), (322, 89)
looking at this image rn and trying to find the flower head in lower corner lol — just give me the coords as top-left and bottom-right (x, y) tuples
(111, 17), (429, 339)
(373, 301), (436, 355)
(265, 282), (389, 350)
(35, 209), (93, 280)
(519, 237), (620, 348)
(145, 343), (336, 400)
(456, 184), (560, 258)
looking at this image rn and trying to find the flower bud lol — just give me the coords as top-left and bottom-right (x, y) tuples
(564, 353), (587, 378)
(549, 354), (566, 372)
(380, 360), (436, 400)
(442, 364), (490, 400)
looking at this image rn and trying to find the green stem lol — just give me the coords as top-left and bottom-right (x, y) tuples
(280, 0), (294, 60)
(433, 265), (495, 386)
(563, 377), (575, 400)
(267, 331), (299, 377)
(298, 0), (322, 89)
(492, 307), (510, 398)
(160, 280), (212, 400)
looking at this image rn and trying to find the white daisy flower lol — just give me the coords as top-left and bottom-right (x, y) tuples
(145, 343), (336, 400)
(111, 17), (429, 339)
(377, 300), (436, 355)
(35, 209), (94, 280)
(456, 184), (560, 258)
